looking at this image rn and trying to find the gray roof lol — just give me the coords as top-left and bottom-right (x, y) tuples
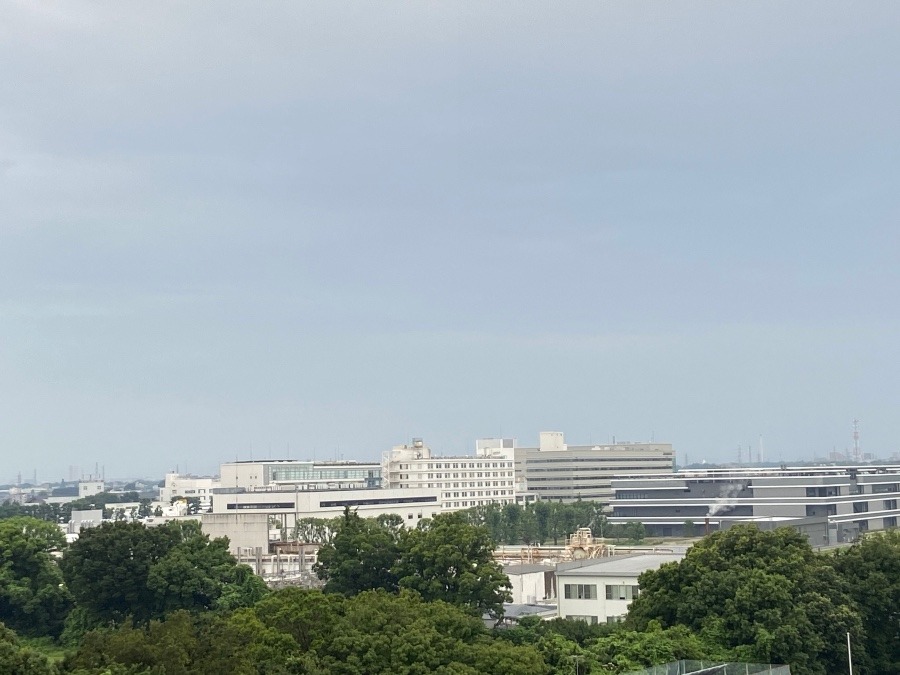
(503, 563), (554, 575)
(556, 553), (683, 577)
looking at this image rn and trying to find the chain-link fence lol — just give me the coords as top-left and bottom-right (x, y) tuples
(625, 661), (791, 675)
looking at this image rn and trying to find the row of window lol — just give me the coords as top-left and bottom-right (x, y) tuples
(563, 584), (640, 601)
(397, 462), (513, 470)
(442, 490), (511, 498)
(397, 472), (514, 479)
(444, 499), (513, 508)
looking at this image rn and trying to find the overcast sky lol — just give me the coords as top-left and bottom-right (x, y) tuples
(2, 2), (899, 481)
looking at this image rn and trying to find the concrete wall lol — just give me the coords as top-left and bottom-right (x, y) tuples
(201, 513), (270, 554)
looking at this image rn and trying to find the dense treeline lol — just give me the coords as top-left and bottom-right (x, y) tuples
(456, 501), (646, 546)
(0, 493), (154, 525)
(2, 507), (900, 674)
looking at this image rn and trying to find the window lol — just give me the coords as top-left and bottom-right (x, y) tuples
(853, 502), (869, 514)
(606, 615), (626, 624)
(563, 584), (597, 600)
(605, 584), (640, 601)
(566, 615), (598, 624)
(884, 499), (898, 510)
(884, 516), (897, 528)
(873, 483), (899, 494)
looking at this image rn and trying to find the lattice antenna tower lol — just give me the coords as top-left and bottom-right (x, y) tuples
(853, 419), (861, 463)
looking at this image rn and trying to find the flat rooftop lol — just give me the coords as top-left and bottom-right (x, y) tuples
(557, 553), (684, 577)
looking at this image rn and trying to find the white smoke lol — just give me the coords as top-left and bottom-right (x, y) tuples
(707, 483), (744, 516)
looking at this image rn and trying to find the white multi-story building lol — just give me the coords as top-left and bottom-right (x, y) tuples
(476, 432), (675, 504)
(159, 472), (220, 511)
(556, 553), (684, 624)
(382, 438), (534, 511)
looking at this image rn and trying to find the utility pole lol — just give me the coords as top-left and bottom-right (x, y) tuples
(847, 631), (853, 675)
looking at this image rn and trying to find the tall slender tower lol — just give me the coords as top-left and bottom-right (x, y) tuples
(853, 419), (861, 463)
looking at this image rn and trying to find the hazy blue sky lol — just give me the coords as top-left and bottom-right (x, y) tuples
(2, 2), (899, 481)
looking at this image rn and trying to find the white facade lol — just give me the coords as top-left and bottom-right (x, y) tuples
(159, 473), (220, 510)
(382, 438), (533, 511)
(556, 553), (684, 624)
(211, 486), (443, 528)
(504, 564), (557, 605)
(78, 480), (104, 498)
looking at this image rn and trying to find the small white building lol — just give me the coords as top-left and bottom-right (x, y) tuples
(78, 480), (105, 499)
(503, 564), (557, 605)
(159, 473), (221, 511)
(555, 553), (683, 625)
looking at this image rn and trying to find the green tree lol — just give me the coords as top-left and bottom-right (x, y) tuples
(831, 529), (900, 674)
(61, 520), (259, 626)
(0, 622), (55, 675)
(395, 513), (511, 619)
(586, 622), (720, 674)
(0, 517), (72, 637)
(622, 522), (646, 543)
(627, 525), (863, 675)
(315, 508), (402, 595)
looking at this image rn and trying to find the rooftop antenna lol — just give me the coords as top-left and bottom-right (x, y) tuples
(853, 419), (861, 463)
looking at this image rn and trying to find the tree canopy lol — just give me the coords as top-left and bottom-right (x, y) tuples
(60, 519), (266, 627)
(0, 517), (72, 638)
(627, 525), (862, 675)
(831, 529), (900, 674)
(315, 510), (511, 619)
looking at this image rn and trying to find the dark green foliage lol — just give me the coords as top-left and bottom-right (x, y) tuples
(458, 501), (616, 546)
(395, 512), (511, 619)
(627, 525), (862, 675)
(314, 508), (402, 595)
(60, 520), (266, 626)
(61, 590), (546, 675)
(831, 529), (900, 674)
(0, 517), (72, 638)
(315, 510), (511, 618)
(0, 622), (55, 675)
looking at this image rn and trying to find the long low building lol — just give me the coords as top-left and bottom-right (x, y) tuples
(211, 485), (443, 529)
(609, 465), (900, 542)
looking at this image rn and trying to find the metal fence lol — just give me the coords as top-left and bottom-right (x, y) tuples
(625, 661), (791, 675)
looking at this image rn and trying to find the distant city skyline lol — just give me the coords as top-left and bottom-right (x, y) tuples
(2, 2), (899, 482)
